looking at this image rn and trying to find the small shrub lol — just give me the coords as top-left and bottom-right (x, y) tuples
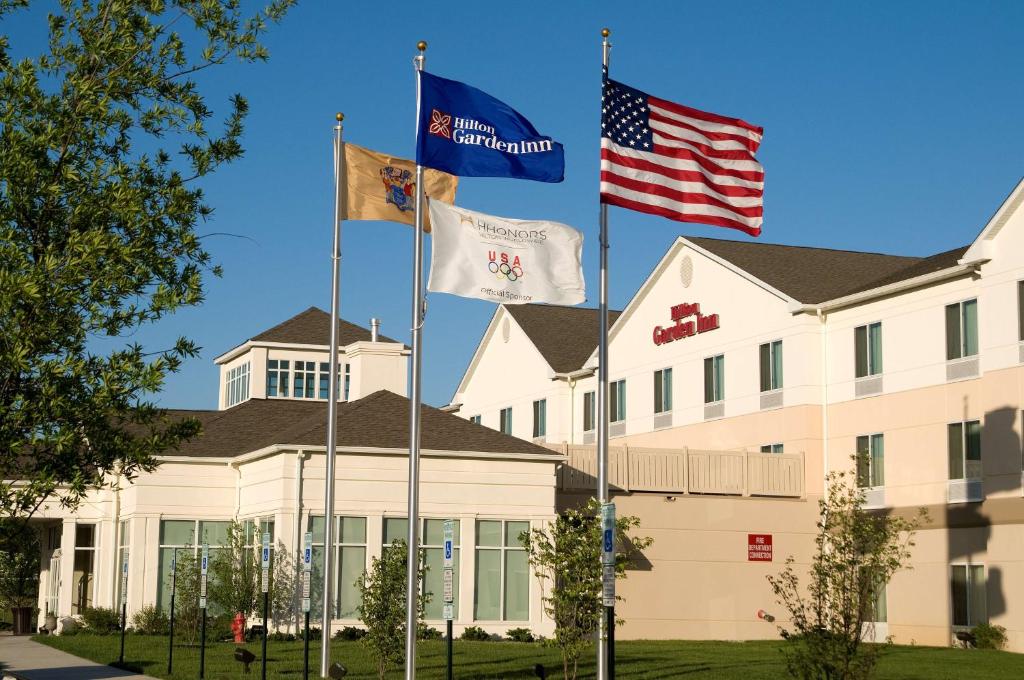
(461, 625), (491, 641)
(334, 626), (367, 641)
(306, 626), (322, 641)
(418, 625), (443, 640)
(208, 613), (235, 642)
(268, 631), (296, 642)
(80, 607), (122, 633)
(130, 606), (169, 635)
(972, 623), (1007, 650)
(506, 627), (535, 643)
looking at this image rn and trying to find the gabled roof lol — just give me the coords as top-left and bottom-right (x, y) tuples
(504, 304), (623, 374)
(162, 390), (556, 459)
(250, 307), (400, 346)
(686, 237), (929, 305)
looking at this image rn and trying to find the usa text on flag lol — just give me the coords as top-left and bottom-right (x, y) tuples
(600, 75), (764, 236)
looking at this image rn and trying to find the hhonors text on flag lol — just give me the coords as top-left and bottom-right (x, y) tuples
(600, 71), (764, 236)
(427, 200), (584, 305)
(417, 72), (565, 183)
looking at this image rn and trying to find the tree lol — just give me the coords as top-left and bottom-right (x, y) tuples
(0, 0), (295, 536)
(522, 498), (653, 680)
(767, 465), (927, 680)
(357, 539), (427, 680)
(0, 520), (40, 611)
(167, 548), (201, 646)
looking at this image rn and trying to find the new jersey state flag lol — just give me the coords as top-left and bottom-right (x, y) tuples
(417, 72), (565, 182)
(427, 200), (584, 305)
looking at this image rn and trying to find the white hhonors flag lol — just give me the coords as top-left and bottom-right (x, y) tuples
(427, 200), (585, 306)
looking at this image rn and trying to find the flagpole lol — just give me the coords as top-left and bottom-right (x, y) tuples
(404, 39), (428, 680)
(597, 27), (613, 680)
(320, 112), (345, 678)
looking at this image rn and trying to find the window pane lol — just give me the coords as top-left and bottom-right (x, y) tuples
(268, 373), (278, 397)
(339, 517), (366, 544)
(714, 356), (724, 401)
(772, 341), (783, 389)
(423, 547), (460, 620)
(200, 521), (230, 547)
(948, 423), (964, 480)
(969, 565), (986, 625)
(308, 516), (325, 543)
(704, 358), (714, 403)
(654, 370), (664, 413)
(504, 550), (529, 621)
(384, 518), (408, 545)
(855, 325), (868, 378)
(156, 547), (179, 612)
(759, 344), (771, 392)
(160, 520), (195, 546)
(505, 521), (530, 548)
(609, 383), (618, 422)
(75, 524), (96, 548)
(337, 546), (365, 619)
(951, 565), (968, 626)
(663, 368), (673, 411)
(965, 421), (982, 478)
(963, 299), (978, 357)
(869, 323), (883, 374)
(871, 434), (885, 487)
(71, 548), (95, 614)
(856, 436), (870, 488)
(474, 549), (501, 620)
(477, 520), (502, 548)
(1019, 281), (1024, 342)
(946, 303), (962, 360)
(423, 519), (446, 546)
(760, 445), (771, 453)
(584, 392), (594, 431)
(872, 581), (888, 623)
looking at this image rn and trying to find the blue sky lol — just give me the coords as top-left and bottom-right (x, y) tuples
(8, 1), (1024, 409)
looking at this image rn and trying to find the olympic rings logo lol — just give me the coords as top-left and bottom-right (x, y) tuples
(488, 260), (524, 282)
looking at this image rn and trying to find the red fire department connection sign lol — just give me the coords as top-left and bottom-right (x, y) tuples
(748, 534), (772, 561)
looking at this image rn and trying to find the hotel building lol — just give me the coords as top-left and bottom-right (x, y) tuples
(451, 178), (1024, 650)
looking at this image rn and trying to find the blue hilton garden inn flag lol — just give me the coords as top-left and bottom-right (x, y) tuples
(416, 71), (565, 182)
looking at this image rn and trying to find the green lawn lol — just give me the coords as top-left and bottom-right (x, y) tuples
(34, 633), (1024, 679)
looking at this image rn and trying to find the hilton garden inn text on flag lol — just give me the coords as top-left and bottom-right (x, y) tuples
(599, 72), (765, 236)
(427, 199), (585, 306)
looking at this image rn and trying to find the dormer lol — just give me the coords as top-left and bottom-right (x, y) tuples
(213, 307), (410, 410)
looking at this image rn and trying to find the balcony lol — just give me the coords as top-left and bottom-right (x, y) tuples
(552, 444), (805, 498)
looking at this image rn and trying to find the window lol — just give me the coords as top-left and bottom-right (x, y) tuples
(382, 518), (460, 620)
(156, 519), (231, 612)
(654, 368), (673, 413)
(469, 415), (481, 425)
(856, 434), (885, 488)
(945, 299), (978, 360)
(951, 564), (986, 627)
(760, 443), (784, 454)
(869, 581), (887, 623)
(344, 363), (351, 401)
(499, 407), (513, 435)
(72, 524), (97, 615)
(475, 520), (529, 621)
(759, 341), (783, 392)
(610, 380), (626, 423)
(318, 362), (331, 399)
(115, 520), (130, 606)
(532, 399), (546, 438)
(583, 391), (596, 432)
(855, 322), (883, 378)
(225, 362), (250, 407)
(267, 359), (290, 397)
(1018, 281), (1024, 342)
(293, 361), (316, 399)
(948, 421), (982, 480)
(308, 515), (366, 619)
(704, 355), (724, 403)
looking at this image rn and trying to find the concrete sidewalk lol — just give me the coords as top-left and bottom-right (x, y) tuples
(0, 635), (160, 680)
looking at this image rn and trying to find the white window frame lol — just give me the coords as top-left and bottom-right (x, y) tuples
(474, 519), (530, 622)
(950, 563), (987, 628)
(704, 354), (725, 404)
(856, 433), (885, 489)
(854, 322), (883, 378)
(266, 359), (290, 398)
(532, 399), (546, 438)
(610, 379), (626, 423)
(945, 298), (979, 361)
(759, 443), (784, 454)
(225, 361), (250, 407)
(759, 340), (783, 393)
(469, 414), (481, 425)
(583, 391), (596, 433)
(309, 514), (367, 620)
(653, 368), (673, 414)
(499, 407), (513, 435)
(948, 420), (982, 481)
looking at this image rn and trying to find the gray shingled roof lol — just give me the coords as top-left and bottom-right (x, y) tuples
(250, 307), (400, 346)
(504, 305), (622, 374)
(163, 390), (556, 458)
(688, 237), (970, 304)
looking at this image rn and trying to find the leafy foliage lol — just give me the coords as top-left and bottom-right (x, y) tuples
(459, 625), (490, 641)
(521, 497), (653, 680)
(130, 604), (169, 635)
(767, 465), (927, 680)
(506, 626), (535, 643)
(356, 539), (427, 680)
(972, 623), (1007, 650)
(80, 606), (122, 633)
(0, 0), (294, 533)
(165, 548), (200, 646)
(0, 521), (40, 609)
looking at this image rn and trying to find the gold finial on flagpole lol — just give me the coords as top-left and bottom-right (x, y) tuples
(601, 28), (610, 38)
(335, 112), (344, 122)
(417, 40), (427, 52)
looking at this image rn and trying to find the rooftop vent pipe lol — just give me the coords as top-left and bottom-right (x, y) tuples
(370, 318), (380, 342)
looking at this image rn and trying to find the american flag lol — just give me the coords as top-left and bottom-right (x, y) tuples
(600, 73), (764, 236)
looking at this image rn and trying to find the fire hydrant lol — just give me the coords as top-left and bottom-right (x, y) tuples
(232, 612), (246, 643)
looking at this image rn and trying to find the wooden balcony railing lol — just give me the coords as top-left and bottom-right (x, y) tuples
(551, 444), (804, 498)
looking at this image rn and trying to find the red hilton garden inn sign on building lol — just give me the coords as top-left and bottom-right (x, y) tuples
(653, 302), (720, 346)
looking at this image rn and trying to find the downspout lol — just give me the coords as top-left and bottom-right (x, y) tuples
(231, 459), (242, 518)
(817, 308), (830, 495)
(110, 468), (122, 609)
(567, 376), (577, 445)
(293, 449), (309, 632)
